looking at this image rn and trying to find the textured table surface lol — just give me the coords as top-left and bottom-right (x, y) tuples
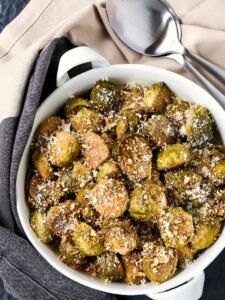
(0, 1), (225, 299)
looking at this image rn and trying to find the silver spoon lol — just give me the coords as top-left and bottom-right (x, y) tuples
(159, 0), (225, 84)
(106, 0), (225, 108)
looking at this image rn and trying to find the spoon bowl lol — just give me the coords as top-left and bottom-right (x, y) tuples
(106, 0), (182, 56)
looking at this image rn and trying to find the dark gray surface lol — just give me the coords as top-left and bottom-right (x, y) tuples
(0, 0), (29, 32)
(0, 1), (225, 299)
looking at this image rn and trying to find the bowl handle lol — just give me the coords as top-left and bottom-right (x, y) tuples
(56, 46), (110, 87)
(145, 271), (205, 300)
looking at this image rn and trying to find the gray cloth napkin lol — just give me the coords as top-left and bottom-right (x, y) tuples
(0, 36), (115, 300)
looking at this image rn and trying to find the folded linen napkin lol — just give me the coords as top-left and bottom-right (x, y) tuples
(0, 0), (225, 299)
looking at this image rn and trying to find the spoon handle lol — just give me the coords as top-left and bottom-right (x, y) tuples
(186, 50), (225, 85)
(170, 53), (225, 109)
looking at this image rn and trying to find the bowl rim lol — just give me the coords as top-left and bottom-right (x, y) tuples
(16, 64), (225, 295)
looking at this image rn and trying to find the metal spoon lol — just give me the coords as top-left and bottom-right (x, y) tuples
(159, 0), (225, 85)
(106, 0), (225, 108)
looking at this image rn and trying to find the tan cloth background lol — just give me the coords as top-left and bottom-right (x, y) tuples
(0, 0), (225, 122)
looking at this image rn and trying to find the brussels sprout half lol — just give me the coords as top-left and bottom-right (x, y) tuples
(158, 207), (194, 248)
(30, 211), (53, 244)
(142, 242), (178, 284)
(104, 220), (138, 255)
(142, 82), (173, 113)
(48, 131), (80, 167)
(118, 135), (152, 181)
(73, 222), (103, 256)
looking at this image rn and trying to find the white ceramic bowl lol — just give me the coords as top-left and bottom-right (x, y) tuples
(17, 62), (225, 297)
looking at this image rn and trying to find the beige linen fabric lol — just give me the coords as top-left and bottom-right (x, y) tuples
(0, 0), (225, 121)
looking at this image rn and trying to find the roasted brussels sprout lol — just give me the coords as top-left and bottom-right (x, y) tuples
(48, 131), (80, 167)
(122, 251), (147, 284)
(46, 200), (80, 237)
(65, 97), (90, 116)
(165, 99), (190, 133)
(57, 162), (91, 193)
(87, 252), (124, 282)
(158, 207), (194, 248)
(71, 162), (91, 188)
(35, 116), (62, 144)
(118, 135), (152, 181)
(27, 175), (63, 210)
(212, 160), (225, 185)
(59, 236), (87, 269)
(157, 144), (190, 170)
(116, 110), (139, 140)
(142, 242), (178, 283)
(69, 107), (104, 133)
(164, 169), (203, 204)
(129, 182), (167, 222)
(89, 178), (129, 219)
(73, 222), (103, 256)
(57, 169), (77, 193)
(104, 220), (138, 255)
(32, 147), (54, 180)
(142, 82), (173, 113)
(144, 115), (175, 147)
(76, 184), (101, 227)
(191, 219), (221, 250)
(177, 245), (195, 268)
(121, 83), (144, 111)
(186, 105), (214, 147)
(190, 148), (224, 178)
(30, 211), (53, 243)
(97, 161), (121, 181)
(90, 80), (121, 113)
(207, 189), (225, 219)
(82, 132), (110, 169)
